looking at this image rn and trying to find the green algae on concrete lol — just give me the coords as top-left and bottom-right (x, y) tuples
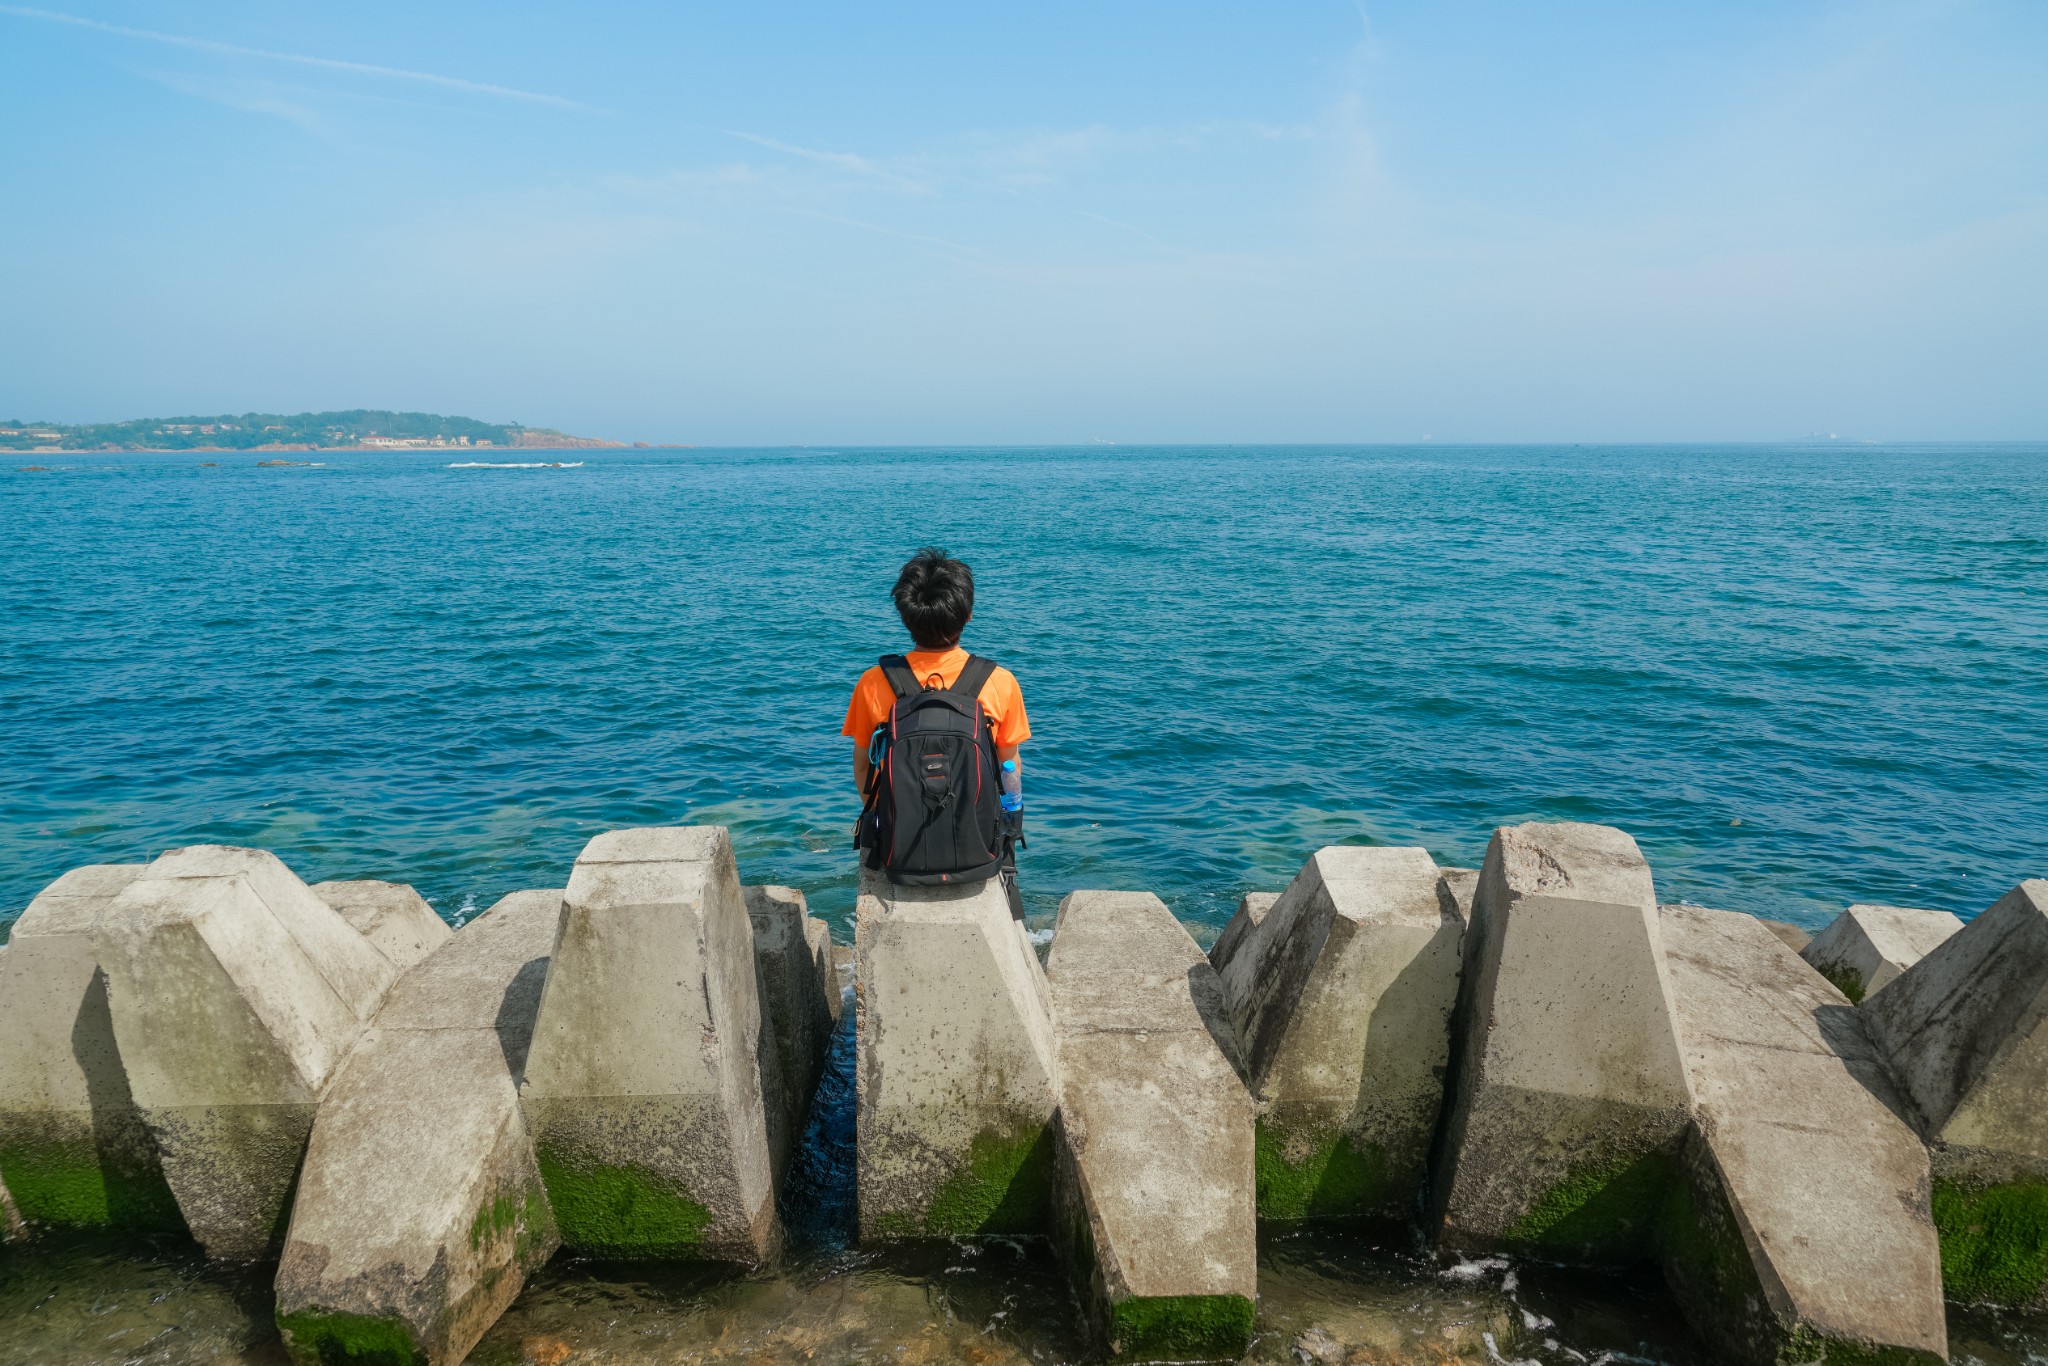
(0, 1132), (182, 1234)
(908, 1123), (1054, 1238)
(1253, 1120), (1391, 1221)
(276, 1307), (427, 1366)
(1932, 1177), (2048, 1309)
(535, 1148), (713, 1259)
(1817, 964), (1867, 1005)
(1502, 1146), (1674, 1263)
(1108, 1293), (1256, 1362)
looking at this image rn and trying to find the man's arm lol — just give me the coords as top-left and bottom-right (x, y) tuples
(853, 740), (870, 797)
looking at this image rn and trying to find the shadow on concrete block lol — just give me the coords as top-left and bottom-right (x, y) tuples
(745, 885), (838, 1193)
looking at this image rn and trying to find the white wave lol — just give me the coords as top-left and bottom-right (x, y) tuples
(446, 460), (585, 469)
(1441, 1256), (1511, 1281)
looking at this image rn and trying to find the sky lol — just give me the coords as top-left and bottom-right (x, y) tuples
(1, 0), (2043, 443)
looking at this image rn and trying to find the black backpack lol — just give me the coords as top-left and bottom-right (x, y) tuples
(857, 654), (1007, 885)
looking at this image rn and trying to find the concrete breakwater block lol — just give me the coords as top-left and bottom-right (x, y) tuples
(310, 880), (452, 975)
(93, 846), (400, 1259)
(855, 868), (1058, 1240)
(276, 889), (562, 1366)
(1862, 879), (2048, 1310)
(1049, 891), (1256, 1362)
(744, 885), (839, 1189)
(1211, 847), (1463, 1222)
(1758, 919), (1813, 953)
(1205, 891), (1278, 981)
(1802, 903), (1963, 1004)
(0, 864), (182, 1235)
(1660, 903), (1947, 1366)
(520, 827), (781, 1265)
(1430, 822), (1691, 1261)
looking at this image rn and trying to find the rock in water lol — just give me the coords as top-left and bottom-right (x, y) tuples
(855, 867), (1058, 1240)
(1212, 846), (1463, 1222)
(1861, 879), (2048, 1311)
(1430, 822), (1691, 1262)
(93, 846), (396, 1259)
(310, 880), (453, 974)
(276, 889), (562, 1366)
(0, 865), (182, 1236)
(1048, 891), (1256, 1362)
(1801, 903), (1962, 1004)
(1659, 903), (1946, 1365)
(744, 885), (838, 1190)
(520, 827), (781, 1265)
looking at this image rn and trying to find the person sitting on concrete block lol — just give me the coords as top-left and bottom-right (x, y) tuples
(856, 867), (1058, 1240)
(1801, 902), (1963, 1004)
(93, 846), (402, 1259)
(1861, 879), (2048, 1311)
(0, 864), (182, 1237)
(276, 889), (562, 1366)
(520, 827), (782, 1266)
(1049, 891), (1257, 1363)
(1431, 821), (1692, 1263)
(1211, 846), (1464, 1223)
(310, 880), (453, 975)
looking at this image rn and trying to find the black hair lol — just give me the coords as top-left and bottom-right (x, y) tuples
(892, 547), (974, 650)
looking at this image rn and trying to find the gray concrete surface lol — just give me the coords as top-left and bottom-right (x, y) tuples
(276, 889), (561, 1366)
(855, 867), (1058, 1240)
(1660, 903), (1946, 1366)
(1430, 822), (1692, 1262)
(310, 880), (453, 975)
(0, 865), (181, 1235)
(744, 884), (838, 1189)
(1213, 846), (1463, 1221)
(1802, 903), (1963, 1004)
(1757, 919), (1812, 953)
(1205, 891), (1279, 980)
(520, 827), (780, 1265)
(94, 847), (395, 1259)
(1048, 890), (1256, 1362)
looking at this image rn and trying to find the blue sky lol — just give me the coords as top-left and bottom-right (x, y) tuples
(1, 1), (2043, 443)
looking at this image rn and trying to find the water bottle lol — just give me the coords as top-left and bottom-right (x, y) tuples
(999, 757), (1024, 836)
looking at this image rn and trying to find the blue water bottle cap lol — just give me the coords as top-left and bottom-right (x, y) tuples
(1002, 759), (1016, 771)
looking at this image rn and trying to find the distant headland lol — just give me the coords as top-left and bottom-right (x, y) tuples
(0, 410), (670, 453)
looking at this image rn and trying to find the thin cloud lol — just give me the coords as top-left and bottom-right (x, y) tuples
(0, 4), (593, 110)
(726, 131), (933, 192)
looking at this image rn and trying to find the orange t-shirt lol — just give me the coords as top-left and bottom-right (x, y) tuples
(841, 648), (1031, 750)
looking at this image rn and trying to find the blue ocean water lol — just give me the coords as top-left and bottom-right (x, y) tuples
(4, 443), (2043, 941)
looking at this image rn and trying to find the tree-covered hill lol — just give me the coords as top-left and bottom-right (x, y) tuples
(0, 410), (616, 451)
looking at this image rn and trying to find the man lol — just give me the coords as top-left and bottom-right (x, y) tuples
(844, 547), (1029, 911)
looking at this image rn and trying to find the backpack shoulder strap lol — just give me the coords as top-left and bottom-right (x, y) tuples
(878, 655), (921, 699)
(949, 655), (999, 703)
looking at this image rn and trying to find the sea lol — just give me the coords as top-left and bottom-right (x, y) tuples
(2, 442), (2045, 1364)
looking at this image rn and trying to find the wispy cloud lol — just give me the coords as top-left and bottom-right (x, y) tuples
(725, 132), (934, 192)
(0, 4), (593, 110)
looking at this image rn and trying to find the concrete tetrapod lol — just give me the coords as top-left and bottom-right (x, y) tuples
(744, 885), (839, 1190)
(310, 880), (453, 975)
(1205, 891), (1278, 982)
(1862, 879), (2048, 1311)
(1801, 903), (1963, 1005)
(855, 867), (1058, 1241)
(1210, 847), (1463, 1222)
(1660, 904), (1947, 1366)
(520, 827), (781, 1265)
(93, 846), (399, 1259)
(276, 889), (562, 1366)
(0, 864), (183, 1236)
(1430, 822), (1691, 1262)
(1049, 891), (1257, 1363)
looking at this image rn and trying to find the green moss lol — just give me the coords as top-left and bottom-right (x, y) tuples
(534, 1149), (712, 1259)
(0, 1138), (182, 1233)
(1108, 1293), (1256, 1362)
(276, 1308), (426, 1366)
(1931, 1176), (2048, 1308)
(1816, 964), (1866, 1005)
(1503, 1147), (1672, 1262)
(1778, 1324), (1945, 1366)
(917, 1124), (1053, 1237)
(1253, 1120), (1391, 1221)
